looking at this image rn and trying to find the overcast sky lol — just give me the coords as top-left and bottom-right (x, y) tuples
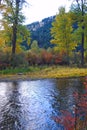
(23, 0), (73, 24)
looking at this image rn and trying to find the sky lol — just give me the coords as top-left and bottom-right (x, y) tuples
(23, 0), (73, 24)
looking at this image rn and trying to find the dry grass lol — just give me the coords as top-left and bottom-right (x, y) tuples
(27, 66), (87, 79)
(0, 66), (87, 80)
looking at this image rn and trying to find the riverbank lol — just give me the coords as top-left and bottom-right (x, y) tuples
(0, 66), (87, 81)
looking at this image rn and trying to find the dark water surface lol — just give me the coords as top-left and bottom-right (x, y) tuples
(0, 77), (86, 130)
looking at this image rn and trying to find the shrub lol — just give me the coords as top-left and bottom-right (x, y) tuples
(10, 53), (28, 68)
(0, 52), (11, 70)
(27, 52), (38, 65)
(41, 50), (53, 65)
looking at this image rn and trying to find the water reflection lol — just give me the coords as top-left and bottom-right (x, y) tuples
(0, 81), (27, 130)
(0, 77), (86, 130)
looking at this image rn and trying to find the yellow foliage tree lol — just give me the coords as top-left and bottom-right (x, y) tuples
(50, 7), (77, 64)
(0, 0), (31, 54)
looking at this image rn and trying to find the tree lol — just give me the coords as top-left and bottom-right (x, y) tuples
(30, 40), (39, 53)
(70, 0), (87, 66)
(50, 7), (75, 64)
(0, 0), (30, 55)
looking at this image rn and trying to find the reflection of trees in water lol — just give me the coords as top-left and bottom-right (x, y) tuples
(52, 77), (87, 130)
(74, 77), (87, 130)
(51, 78), (84, 111)
(0, 81), (27, 130)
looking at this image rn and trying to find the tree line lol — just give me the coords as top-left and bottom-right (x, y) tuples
(0, 0), (87, 68)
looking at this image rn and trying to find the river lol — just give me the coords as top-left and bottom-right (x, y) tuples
(0, 77), (86, 130)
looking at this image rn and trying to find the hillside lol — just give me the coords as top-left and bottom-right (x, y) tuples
(27, 16), (55, 49)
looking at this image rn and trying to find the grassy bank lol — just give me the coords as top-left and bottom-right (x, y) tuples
(0, 66), (87, 80)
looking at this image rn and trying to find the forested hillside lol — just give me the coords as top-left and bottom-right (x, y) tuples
(27, 16), (55, 49)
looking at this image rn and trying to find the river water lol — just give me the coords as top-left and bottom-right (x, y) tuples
(0, 77), (86, 130)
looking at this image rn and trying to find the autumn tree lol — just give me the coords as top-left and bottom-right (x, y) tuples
(0, 0), (30, 54)
(70, 0), (87, 66)
(50, 7), (76, 64)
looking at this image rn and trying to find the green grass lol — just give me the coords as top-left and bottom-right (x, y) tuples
(0, 66), (40, 74)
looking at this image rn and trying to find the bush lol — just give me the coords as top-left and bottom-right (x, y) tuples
(41, 50), (53, 65)
(10, 53), (28, 68)
(0, 52), (11, 70)
(27, 52), (38, 65)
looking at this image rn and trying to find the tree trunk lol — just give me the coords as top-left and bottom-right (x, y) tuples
(81, 0), (84, 67)
(12, 0), (20, 55)
(81, 30), (84, 67)
(12, 24), (17, 54)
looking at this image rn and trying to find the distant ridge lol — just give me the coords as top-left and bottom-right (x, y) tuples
(27, 15), (55, 31)
(27, 15), (55, 48)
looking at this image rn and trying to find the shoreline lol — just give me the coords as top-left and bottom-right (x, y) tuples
(0, 75), (85, 82)
(0, 74), (87, 82)
(0, 66), (87, 81)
